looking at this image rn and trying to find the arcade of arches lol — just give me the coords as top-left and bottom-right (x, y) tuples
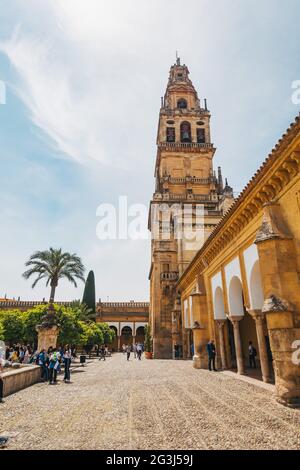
(176, 114), (300, 408)
(96, 302), (149, 351)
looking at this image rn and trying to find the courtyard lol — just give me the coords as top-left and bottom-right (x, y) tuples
(1, 354), (300, 451)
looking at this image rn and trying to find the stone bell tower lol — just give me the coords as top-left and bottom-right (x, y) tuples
(149, 58), (234, 359)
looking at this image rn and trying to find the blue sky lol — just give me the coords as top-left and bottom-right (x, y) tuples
(0, 0), (299, 301)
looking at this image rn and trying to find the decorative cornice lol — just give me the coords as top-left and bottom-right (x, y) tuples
(177, 114), (300, 290)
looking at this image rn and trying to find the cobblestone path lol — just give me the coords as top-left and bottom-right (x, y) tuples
(1, 354), (300, 450)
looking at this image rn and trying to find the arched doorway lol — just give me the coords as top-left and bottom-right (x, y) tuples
(135, 326), (145, 345)
(121, 326), (133, 347)
(109, 326), (118, 352)
(180, 122), (192, 143)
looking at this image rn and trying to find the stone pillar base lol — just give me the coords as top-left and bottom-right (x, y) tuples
(192, 354), (208, 369)
(276, 397), (300, 409)
(37, 326), (60, 352)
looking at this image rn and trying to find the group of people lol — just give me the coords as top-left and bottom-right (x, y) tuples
(37, 346), (73, 385)
(122, 343), (144, 361)
(206, 339), (258, 371)
(4, 344), (35, 364)
(96, 344), (109, 361)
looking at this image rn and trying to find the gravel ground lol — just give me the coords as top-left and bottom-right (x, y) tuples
(1, 353), (300, 450)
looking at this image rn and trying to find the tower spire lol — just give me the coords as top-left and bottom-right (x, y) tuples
(176, 51), (180, 66)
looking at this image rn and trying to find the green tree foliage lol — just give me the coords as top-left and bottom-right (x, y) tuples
(82, 270), (96, 314)
(0, 310), (24, 345)
(70, 300), (96, 322)
(0, 304), (115, 349)
(144, 324), (152, 352)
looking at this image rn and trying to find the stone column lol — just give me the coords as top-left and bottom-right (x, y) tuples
(190, 278), (210, 369)
(117, 336), (121, 352)
(171, 295), (182, 360)
(216, 320), (227, 370)
(255, 202), (300, 407)
(248, 309), (272, 383)
(36, 303), (60, 352)
(228, 316), (245, 375)
(186, 330), (191, 359)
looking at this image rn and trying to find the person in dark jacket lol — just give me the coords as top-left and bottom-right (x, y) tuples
(248, 341), (257, 369)
(63, 349), (72, 382)
(206, 340), (217, 371)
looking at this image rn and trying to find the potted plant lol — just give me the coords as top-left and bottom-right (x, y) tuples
(144, 324), (153, 359)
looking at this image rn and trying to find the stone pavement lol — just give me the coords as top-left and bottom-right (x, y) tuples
(1, 353), (300, 450)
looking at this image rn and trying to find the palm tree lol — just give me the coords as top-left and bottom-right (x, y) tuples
(23, 248), (85, 302)
(71, 300), (96, 322)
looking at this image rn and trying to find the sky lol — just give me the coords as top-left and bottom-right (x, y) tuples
(0, 0), (299, 302)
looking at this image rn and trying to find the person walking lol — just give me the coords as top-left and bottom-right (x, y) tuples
(63, 348), (72, 383)
(133, 343), (137, 359)
(207, 340), (217, 372)
(99, 345), (106, 361)
(126, 344), (131, 361)
(248, 341), (257, 369)
(136, 343), (143, 361)
(48, 349), (61, 385)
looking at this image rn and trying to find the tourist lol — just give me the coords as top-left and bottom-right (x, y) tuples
(10, 349), (18, 363)
(63, 348), (72, 383)
(249, 341), (257, 369)
(207, 340), (217, 372)
(23, 346), (31, 364)
(126, 344), (131, 361)
(38, 349), (48, 381)
(136, 343), (143, 360)
(99, 345), (106, 361)
(48, 348), (61, 385)
(133, 343), (137, 358)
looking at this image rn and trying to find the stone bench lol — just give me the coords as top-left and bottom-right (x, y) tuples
(2, 365), (41, 397)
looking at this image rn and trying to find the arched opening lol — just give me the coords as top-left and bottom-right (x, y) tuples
(249, 260), (264, 309)
(121, 326), (133, 347)
(177, 98), (187, 109)
(214, 287), (226, 319)
(166, 127), (175, 143)
(135, 326), (145, 345)
(228, 276), (244, 316)
(180, 121), (191, 143)
(109, 326), (118, 352)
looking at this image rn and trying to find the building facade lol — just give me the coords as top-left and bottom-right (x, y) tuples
(176, 114), (300, 407)
(149, 59), (234, 359)
(96, 301), (149, 351)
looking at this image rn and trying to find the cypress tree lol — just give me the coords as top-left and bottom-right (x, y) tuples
(82, 270), (96, 313)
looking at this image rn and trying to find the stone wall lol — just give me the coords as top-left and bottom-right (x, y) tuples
(2, 365), (41, 397)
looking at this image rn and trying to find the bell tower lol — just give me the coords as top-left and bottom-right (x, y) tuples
(149, 58), (234, 359)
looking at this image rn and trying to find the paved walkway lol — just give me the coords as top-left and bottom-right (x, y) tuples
(1, 354), (300, 450)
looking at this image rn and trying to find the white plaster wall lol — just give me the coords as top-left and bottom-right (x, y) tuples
(225, 256), (244, 316)
(189, 296), (193, 326)
(243, 244), (264, 309)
